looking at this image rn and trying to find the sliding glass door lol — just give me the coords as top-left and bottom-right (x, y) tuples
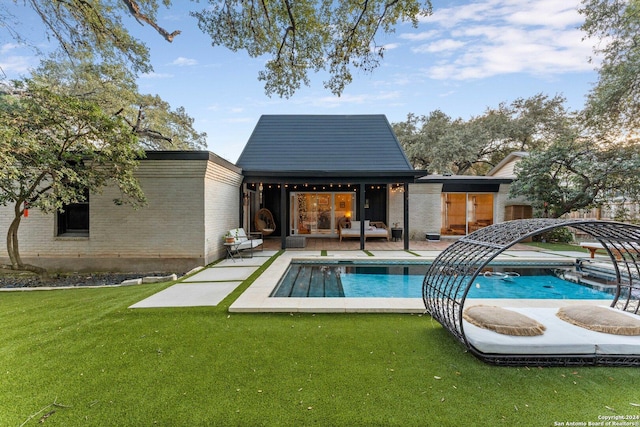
(290, 192), (355, 236)
(441, 193), (494, 236)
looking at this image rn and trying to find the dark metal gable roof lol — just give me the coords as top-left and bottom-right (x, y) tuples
(236, 115), (414, 172)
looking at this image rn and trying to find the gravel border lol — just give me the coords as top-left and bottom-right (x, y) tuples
(0, 272), (182, 289)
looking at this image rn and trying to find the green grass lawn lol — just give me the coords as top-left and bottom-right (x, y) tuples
(2, 267), (639, 426)
(524, 242), (587, 252)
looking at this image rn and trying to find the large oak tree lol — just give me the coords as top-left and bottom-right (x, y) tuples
(2, 0), (432, 97)
(580, 0), (640, 135)
(0, 79), (146, 276)
(392, 94), (575, 175)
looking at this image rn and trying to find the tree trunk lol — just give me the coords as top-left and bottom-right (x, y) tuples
(4, 201), (48, 279)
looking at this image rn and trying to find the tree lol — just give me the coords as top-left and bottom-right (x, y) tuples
(580, 0), (640, 134)
(2, 0), (432, 97)
(392, 94), (576, 175)
(509, 137), (640, 218)
(0, 79), (146, 276)
(31, 58), (207, 150)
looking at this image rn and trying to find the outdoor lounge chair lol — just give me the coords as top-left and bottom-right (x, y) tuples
(423, 218), (640, 367)
(227, 228), (263, 257)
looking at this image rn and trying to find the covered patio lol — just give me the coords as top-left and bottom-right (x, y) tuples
(235, 115), (426, 251)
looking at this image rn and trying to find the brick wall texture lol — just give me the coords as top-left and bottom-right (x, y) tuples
(0, 158), (242, 272)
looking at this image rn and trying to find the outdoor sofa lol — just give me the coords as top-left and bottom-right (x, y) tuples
(338, 219), (390, 242)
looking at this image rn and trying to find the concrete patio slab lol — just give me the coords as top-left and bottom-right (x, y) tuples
(215, 257), (266, 267)
(410, 250), (442, 259)
(253, 250), (280, 257)
(130, 282), (242, 308)
(183, 266), (259, 282)
(367, 250), (419, 258)
(325, 250), (370, 257)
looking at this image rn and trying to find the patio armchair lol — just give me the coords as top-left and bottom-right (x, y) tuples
(227, 228), (263, 257)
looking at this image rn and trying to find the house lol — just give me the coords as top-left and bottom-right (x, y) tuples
(236, 115), (425, 249)
(410, 175), (513, 238)
(0, 152), (242, 272)
(1, 115), (526, 272)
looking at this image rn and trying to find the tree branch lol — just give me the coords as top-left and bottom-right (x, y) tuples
(121, 0), (181, 42)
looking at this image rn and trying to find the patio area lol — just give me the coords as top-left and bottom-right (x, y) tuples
(262, 236), (457, 252)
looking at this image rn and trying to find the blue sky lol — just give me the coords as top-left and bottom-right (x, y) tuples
(1, 0), (598, 163)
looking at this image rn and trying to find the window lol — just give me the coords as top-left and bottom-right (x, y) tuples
(57, 191), (89, 236)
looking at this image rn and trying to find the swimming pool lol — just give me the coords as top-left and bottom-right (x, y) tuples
(270, 261), (614, 300)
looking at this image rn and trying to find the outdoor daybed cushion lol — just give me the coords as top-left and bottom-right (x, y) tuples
(556, 305), (640, 336)
(463, 307), (640, 355)
(463, 305), (546, 336)
(339, 220), (390, 241)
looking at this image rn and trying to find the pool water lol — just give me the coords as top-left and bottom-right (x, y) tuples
(271, 263), (614, 299)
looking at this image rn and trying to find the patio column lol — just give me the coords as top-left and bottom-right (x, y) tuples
(359, 183), (366, 250)
(404, 182), (409, 250)
(280, 183), (287, 250)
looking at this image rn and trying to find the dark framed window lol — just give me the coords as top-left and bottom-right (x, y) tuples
(57, 192), (89, 236)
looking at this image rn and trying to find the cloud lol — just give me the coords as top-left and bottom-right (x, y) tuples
(399, 30), (439, 41)
(0, 55), (35, 75)
(1, 43), (20, 54)
(308, 91), (402, 108)
(381, 43), (401, 51)
(406, 0), (591, 80)
(171, 57), (198, 66)
(412, 39), (466, 54)
(0, 44), (38, 76)
(140, 72), (174, 79)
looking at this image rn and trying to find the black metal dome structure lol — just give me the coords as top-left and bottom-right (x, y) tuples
(422, 218), (640, 366)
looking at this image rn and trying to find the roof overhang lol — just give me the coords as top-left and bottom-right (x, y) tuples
(143, 150), (241, 173)
(417, 175), (513, 184)
(241, 170), (427, 184)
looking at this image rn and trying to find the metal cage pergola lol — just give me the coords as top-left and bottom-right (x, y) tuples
(422, 219), (640, 366)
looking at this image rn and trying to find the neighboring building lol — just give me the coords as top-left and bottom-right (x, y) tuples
(486, 151), (640, 223)
(0, 152), (242, 272)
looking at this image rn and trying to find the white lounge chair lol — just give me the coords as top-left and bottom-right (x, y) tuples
(227, 228), (263, 258)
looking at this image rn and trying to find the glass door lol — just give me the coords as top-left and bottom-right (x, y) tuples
(291, 192), (355, 236)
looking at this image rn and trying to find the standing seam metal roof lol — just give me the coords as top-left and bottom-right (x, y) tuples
(236, 115), (414, 172)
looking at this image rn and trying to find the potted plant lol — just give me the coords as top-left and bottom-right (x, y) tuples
(224, 232), (236, 243)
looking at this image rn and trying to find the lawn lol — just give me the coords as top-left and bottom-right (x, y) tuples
(2, 263), (639, 426)
(524, 242), (588, 253)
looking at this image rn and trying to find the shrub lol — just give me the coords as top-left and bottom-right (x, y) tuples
(533, 226), (574, 243)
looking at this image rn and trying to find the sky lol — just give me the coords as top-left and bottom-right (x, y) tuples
(1, 0), (599, 163)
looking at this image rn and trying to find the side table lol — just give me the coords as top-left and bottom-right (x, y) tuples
(391, 228), (403, 242)
(224, 242), (241, 262)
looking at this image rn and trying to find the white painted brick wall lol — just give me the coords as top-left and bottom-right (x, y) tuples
(408, 183), (443, 239)
(0, 158), (243, 270)
(203, 163), (243, 263)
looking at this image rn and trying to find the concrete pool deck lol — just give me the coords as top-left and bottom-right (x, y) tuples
(228, 248), (611, 313)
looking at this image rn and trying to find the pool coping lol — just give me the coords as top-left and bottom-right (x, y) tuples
(228, 251), (613, 313)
